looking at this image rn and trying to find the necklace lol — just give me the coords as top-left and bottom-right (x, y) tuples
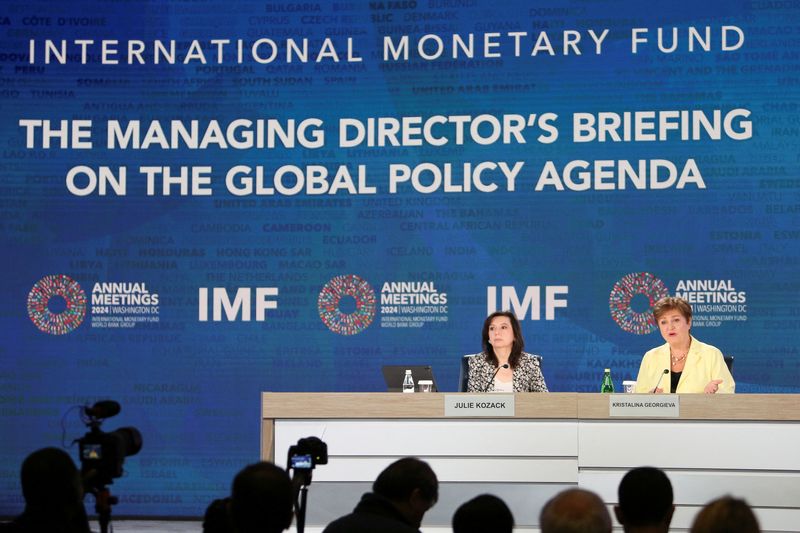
(670, 352), (687, 365)
(670, 338), (691, 365)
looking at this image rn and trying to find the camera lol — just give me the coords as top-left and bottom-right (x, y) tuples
(286, 437), (327, 533)
(76, 400), (142, 490)
(70, 400), (142, 533)
(287, 436), (328, 473)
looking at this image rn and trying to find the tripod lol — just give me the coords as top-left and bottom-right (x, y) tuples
(292, 469), (313, 533)
(88, 484), (118, 533)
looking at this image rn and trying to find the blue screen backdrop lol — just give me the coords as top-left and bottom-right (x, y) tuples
(1, 0), (799, 516)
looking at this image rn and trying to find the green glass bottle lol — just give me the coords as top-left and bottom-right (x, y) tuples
(601, 368), (614, 393)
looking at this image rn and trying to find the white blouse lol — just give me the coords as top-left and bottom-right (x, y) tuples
(492, 377), (513, 393)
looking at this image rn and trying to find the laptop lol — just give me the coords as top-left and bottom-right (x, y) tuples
(381, 365), (438, 392)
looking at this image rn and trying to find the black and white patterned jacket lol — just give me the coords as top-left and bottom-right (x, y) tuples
(465, 352), (548, 392)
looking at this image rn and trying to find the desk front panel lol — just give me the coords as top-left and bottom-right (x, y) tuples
(273, 418), (578, 530)
(263, 393), (800, 531)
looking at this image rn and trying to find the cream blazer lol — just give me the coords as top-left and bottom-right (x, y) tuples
(634, 336), (735, 393)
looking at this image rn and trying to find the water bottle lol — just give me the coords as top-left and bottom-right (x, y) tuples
(402, 369), (415, 393)
(601, 368), (614, 393)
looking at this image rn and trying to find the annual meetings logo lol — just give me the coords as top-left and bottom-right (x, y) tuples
(318, 274), (377, 335)
(27, 274), (87, 335)
(28, 275), (161, 334)
(317, 274), (448, 335)
(609, 272), (669, 335)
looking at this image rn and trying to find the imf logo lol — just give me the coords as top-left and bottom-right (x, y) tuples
(486, 285), (568, 320)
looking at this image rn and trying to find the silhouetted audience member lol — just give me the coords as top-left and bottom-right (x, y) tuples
(614, 467), (674, 532)
(2, 447), (91, 533)
(452, 494), (514, 533)
(691, 496), (760, 533)
(540, 488), (612, 533)
(202, 496), (232, 533)
(230, 462), (293, 533)
(323, 457), (438, 533)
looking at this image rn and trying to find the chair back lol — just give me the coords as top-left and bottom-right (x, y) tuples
(458, 355), (471, 392)
(724, 355), (734, 373)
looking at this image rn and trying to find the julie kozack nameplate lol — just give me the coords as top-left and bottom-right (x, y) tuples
(444, 395), (515, 417)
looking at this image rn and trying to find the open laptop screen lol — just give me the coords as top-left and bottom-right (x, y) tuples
(381, 365), (438, 392)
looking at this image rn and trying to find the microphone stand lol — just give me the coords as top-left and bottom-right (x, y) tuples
(483, 363), (509, 393)
(652, 369), (669, 393)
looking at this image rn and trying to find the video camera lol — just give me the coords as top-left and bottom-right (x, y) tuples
(70, 399), (142, 533)
(76, 400), (142, 490)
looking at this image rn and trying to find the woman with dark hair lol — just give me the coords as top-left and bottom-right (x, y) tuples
(635, 296), (734, 394)
(464, 311), (548, 392)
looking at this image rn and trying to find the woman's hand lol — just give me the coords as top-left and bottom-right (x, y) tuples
(704, 379), (723, 394)
(650, 387), (664, 393)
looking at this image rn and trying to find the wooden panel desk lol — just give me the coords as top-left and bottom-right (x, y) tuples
(262, 393), (800, 532)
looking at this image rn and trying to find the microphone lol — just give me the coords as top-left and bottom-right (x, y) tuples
(483, 363), (510, 393)
(652, 369), (669, 393)
(84, 400), (121, 419)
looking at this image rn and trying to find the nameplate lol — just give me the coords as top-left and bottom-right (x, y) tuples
(444, 394), (515, 417)
(608, 394), (680, 417)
